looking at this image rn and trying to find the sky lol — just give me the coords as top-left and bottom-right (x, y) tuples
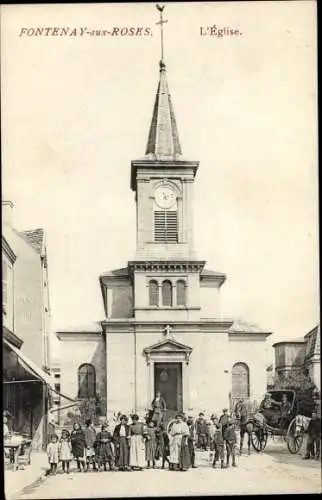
(1, 2), (319, 359)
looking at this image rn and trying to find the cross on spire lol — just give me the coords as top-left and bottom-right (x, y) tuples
(156, 4), (168, 64)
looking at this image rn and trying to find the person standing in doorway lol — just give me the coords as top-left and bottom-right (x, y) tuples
(151, 392), (167, 426)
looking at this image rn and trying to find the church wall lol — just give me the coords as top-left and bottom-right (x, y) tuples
(59, 335), (106, 409)
(228, 335), (269, 403)
(134, 331), (230, 417)
(111, 283), (133, 318)
(174, 331), (230, 415)
(105, 333), (135, 416)
(199, 284), (221, 318)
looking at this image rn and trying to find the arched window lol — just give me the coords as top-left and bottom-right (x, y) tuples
(162, 280), (173, 307)
(149, 280), (159, 306)
(231, 362), (250, 405)
(176, 280), (186, 306)
(78, 364), (96, 399)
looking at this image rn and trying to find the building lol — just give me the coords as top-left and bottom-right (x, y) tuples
(273, 325), (320, 392)
(2, 200), (53, 449)
(57, 45), (272, 423)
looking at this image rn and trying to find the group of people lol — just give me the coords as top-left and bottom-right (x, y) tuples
(46, 408), (238, 474)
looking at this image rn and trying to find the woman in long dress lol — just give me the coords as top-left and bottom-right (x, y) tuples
(129, 414), (148, 470)
(169, 414), (191, 471)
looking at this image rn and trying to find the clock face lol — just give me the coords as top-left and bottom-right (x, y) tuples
(154, 186), (176, 209)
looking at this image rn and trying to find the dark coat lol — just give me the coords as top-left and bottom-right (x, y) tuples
(94, 431), (114, 461)
(214, 425), (224, 446)
(113, 423), (130, 441)
(70, 428), (86, 458)
(223, 426), (237, 444)
(307, 418), (321, 438)
(195, 418), (208, 435)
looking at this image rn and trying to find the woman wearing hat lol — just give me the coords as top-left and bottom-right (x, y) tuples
(169, 414), (191, 471)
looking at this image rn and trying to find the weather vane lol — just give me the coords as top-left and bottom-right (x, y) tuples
(156, 4), (168, 63)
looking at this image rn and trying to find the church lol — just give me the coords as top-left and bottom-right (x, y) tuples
(57, 22), (272, 423)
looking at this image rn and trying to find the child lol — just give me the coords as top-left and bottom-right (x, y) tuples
(94, 423), (116, 471)
(212, 418), (225, 469)
(219, 409), (230, 436)
(59, 429), (73, 474)
(155, 423), (170, 469)
(223, 419), (237, 468)
(186, 416), (197, 468)
(145, 421), (157, 469)
(195, 412), (208, 451)
(47, 434), (59, 475)
(70, 422), (86, 472)
(84, 419), (97, 471)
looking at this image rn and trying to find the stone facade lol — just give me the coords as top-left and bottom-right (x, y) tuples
(57, 59), (272, 421)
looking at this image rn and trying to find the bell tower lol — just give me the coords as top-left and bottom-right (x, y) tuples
(129, 5), (204, 321)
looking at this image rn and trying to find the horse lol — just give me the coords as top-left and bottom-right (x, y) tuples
(235, 400), (253, 456)
(295, 414), (311, 435)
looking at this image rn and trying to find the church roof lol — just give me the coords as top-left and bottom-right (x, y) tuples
(229, 319), (272, 335)
(20, 228), (45, 255)
(144, 60), (182, 161)
(100, 267), (129, 278)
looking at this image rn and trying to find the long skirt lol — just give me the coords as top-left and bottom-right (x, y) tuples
(169, 434), (182, 464)
(145, 438), (157, 461)
(130, 435), (146, 468)
(179, 439), (191, 470)
(117, 437), (130, 467)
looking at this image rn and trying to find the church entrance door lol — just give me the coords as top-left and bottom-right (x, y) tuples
(154, 362), (182, 423)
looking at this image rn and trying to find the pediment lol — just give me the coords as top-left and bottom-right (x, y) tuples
(143, 338), (192, 355)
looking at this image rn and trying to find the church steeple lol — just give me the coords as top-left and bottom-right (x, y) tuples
(145, 5), (182, 160)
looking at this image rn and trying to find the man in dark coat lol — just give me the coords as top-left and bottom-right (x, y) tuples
(187, 416), (197, 468)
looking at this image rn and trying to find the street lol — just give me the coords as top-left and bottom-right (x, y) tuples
(13, 441), (321, 498)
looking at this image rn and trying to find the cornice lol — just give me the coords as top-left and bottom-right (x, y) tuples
(128, 260), (206, 275)
(102, 318), (234, 333)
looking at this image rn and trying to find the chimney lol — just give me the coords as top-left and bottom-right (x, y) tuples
(2, 200), (14, 226)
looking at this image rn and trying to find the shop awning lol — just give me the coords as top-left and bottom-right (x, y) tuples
(3, 338), (54, 388)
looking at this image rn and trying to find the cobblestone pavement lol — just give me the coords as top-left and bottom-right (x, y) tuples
(13, 442), (321, 499)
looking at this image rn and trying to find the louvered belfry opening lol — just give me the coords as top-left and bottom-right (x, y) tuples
(154, 210), (178, 243)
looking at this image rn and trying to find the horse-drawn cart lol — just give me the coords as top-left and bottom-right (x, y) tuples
(244, 390), (315, 454)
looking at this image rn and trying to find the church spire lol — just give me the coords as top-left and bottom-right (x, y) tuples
(145, 5), (182, 160)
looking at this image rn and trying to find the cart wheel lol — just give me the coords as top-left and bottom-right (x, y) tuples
(251, 427), (268, 452)
(287, 418), (304, 454)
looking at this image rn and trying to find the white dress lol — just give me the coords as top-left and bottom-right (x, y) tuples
(47, 442), (59, 464)
(169, 421), (189, 465)
(129, 423), (146, 468)
(59, 439), (73, 461)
